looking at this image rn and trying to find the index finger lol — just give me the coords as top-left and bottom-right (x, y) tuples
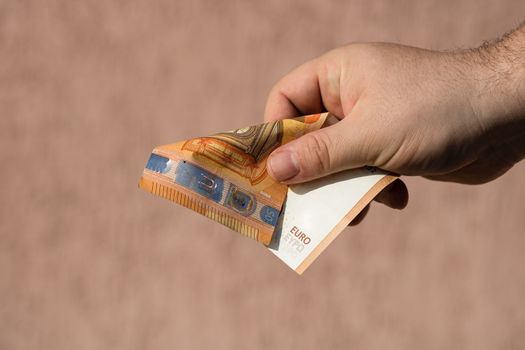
(264, 59), (326, 122)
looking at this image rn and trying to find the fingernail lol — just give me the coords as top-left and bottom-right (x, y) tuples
(268, 150), (300, 181)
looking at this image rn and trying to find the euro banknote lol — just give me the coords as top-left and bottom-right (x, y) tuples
(139, 113), (398, 273)
(268, 167), (396, 274)
(139, 113), (329, 246)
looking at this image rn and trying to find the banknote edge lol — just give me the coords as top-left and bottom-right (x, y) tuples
(294, 174), (399, 275)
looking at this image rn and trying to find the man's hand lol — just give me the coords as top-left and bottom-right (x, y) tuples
(264, 27), (525, 213)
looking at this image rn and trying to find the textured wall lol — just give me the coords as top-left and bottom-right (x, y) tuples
(1, 1), (525, 349)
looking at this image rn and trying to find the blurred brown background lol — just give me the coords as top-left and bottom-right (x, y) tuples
(1, 1), (525, 349)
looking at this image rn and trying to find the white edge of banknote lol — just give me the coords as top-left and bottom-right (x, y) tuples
(268, 168), (397, 274)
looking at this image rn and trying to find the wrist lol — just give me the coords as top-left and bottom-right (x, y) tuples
(459, 28), (525, 160)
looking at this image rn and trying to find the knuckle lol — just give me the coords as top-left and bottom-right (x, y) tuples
(268, 83), (283, 100)
(300, 131), (335, 175)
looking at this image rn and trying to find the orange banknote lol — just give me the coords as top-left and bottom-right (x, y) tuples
(139, 113), (333, 245)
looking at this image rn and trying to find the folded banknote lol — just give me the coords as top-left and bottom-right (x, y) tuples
(139, 113), (398, 273)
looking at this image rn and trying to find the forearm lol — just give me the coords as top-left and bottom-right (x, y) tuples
(467, 23), (525, 160)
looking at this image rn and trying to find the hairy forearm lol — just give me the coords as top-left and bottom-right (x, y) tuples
(464, 23), (525, 160)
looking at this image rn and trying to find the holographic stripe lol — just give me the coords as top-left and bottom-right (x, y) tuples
(143, 153), (280, 230)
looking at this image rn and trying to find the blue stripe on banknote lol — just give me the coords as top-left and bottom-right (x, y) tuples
(174, 161), (224, 203)
(145, 153), (172, 174)
(225, 185), (257, 216)
(259, 205), (279, 226)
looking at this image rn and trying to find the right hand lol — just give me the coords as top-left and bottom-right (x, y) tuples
(264, 42), (525, 187)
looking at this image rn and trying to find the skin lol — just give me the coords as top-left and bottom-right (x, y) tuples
(264, 24), (525, 218)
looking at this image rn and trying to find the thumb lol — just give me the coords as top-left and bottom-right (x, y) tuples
(267, 121), (371, 184)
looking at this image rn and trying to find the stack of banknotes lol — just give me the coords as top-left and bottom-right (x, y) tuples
(139, 113), (397, 274)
